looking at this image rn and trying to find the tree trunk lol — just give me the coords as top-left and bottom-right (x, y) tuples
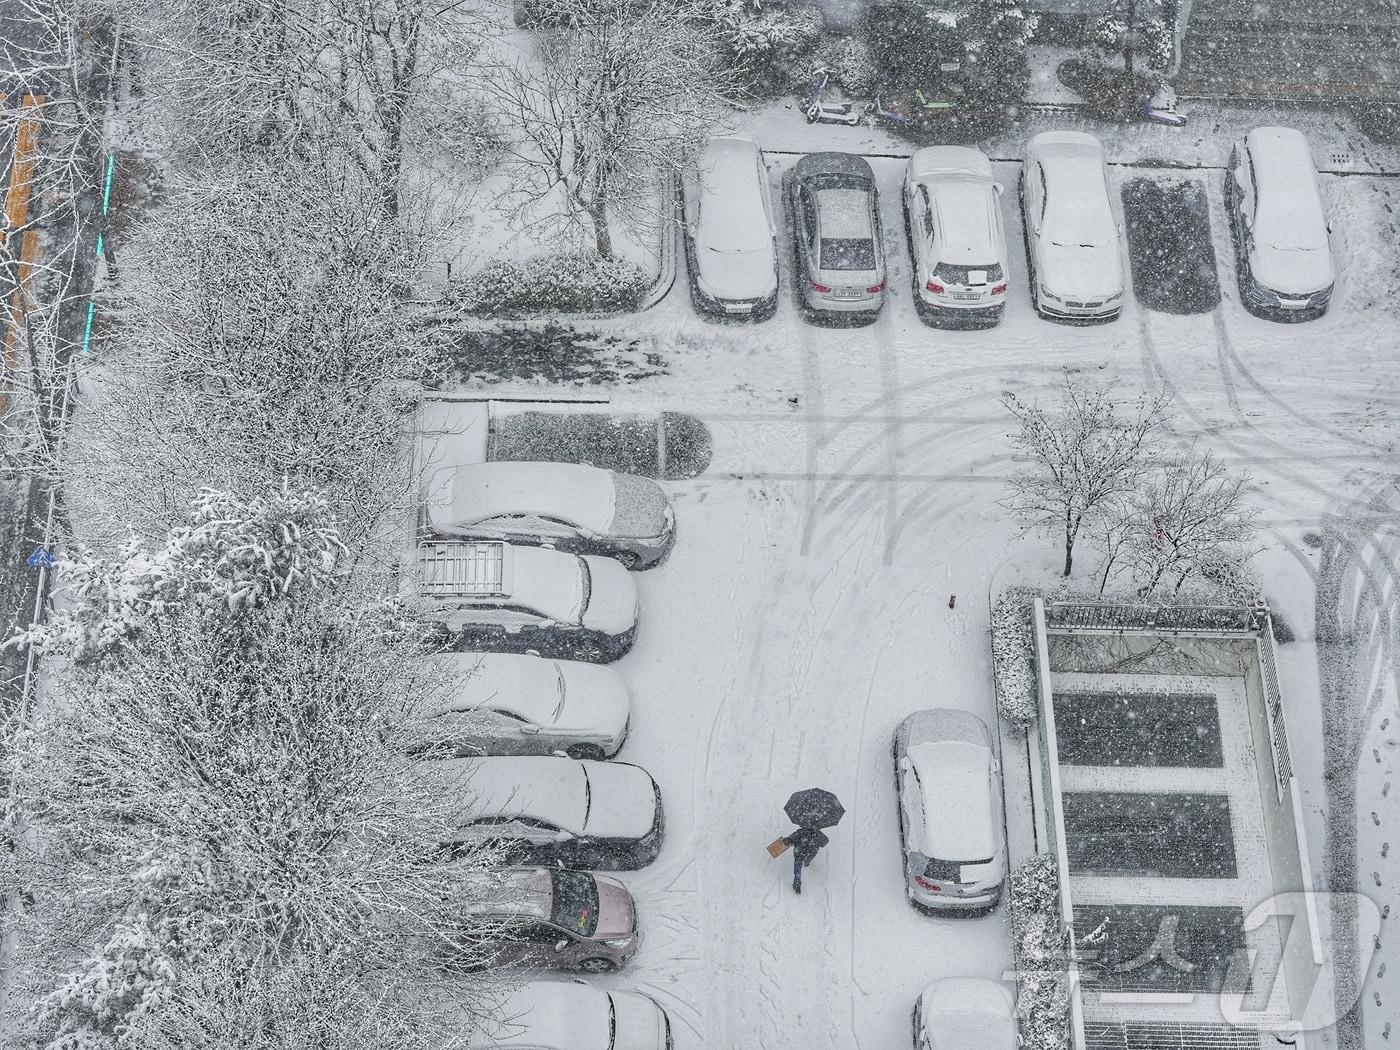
(1063, 534), (1074, 577)
(587, 201), (613, 259)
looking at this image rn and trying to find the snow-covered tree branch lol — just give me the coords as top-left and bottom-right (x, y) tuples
(8, 485), (515, 1049)
(1002, 374), (1172, 578)
(478, 0), (736, 257)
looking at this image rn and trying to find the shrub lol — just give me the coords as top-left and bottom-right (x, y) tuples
(992, 588), (1038, 728)
(826, 34), (878, 96)
(450, 252), (650, 318)
(714, 1), (825, 95)
(1009, 855), (1073, 1050)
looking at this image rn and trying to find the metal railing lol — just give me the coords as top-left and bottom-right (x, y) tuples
(1044, 601), (1264, 634)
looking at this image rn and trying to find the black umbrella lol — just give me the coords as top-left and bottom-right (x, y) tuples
(784, 788), (845, 829)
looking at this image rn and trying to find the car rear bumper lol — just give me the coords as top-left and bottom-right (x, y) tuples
(803, 289), (884, 313)
(908, 882), (1002, 912)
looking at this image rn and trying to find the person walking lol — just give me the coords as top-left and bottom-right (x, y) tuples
(784, 826), (829, 894)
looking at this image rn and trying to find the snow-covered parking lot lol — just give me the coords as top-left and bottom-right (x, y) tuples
(536, 107), (1400, 1050)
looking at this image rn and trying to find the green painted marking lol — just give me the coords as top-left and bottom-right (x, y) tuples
(80, 301), (96, 355)
(101, 154), (115, 216)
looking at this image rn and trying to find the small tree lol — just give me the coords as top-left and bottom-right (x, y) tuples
(1090, 0), (1175, 76)
(480, 0), (736, 257)
(1002, 374), (1171, 578)
(1122, 447), (1258, 595)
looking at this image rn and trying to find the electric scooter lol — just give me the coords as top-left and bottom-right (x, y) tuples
(802, 67), (861, 126)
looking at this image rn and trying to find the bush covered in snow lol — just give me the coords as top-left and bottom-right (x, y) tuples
(1009, 854), (1072, 1050)
(992, 588), (1039, 728)
(822, 35), (879, 96)
(712, 1), (825, 94)
(450, 252), (651, 318)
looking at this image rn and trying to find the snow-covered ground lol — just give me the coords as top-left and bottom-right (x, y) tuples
(444, 104), (1400, 1048)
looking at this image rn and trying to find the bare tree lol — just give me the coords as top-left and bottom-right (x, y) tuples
(1122, 446), (1258, 595)
(479, 0), (736, 257)
(9, 485), (514, 1049)
(1002, 373), (1171, 578)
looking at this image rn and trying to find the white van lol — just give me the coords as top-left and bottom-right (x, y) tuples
(1226, 127), (1335, 320)
(684, 134), (779, 319)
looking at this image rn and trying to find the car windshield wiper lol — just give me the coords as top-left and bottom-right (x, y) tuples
(576, 556), (592, 619)
(551, 663), (568, 724)
(581, 764), (592, 826)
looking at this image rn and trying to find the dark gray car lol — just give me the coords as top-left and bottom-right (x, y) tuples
(785, 152), (887, 318)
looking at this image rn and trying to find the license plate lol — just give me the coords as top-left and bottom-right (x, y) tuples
(953, 293), (981, 301)
(1279, 299), (1309, 310)
(831, 288), (863, 300)
(724, 303), (753, 314)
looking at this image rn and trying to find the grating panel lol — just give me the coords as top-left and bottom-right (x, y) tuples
(1084, 1022), (1266, 1050)
(417, 541), (506, 597)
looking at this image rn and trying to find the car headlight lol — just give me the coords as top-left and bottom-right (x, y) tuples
(1039, 284), (1060, 302)
(1106, 291), (1122, 302)
(603, 937), (634, 949)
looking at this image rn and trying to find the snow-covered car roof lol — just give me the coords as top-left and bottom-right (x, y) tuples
(696, 134), (771, 254)
(1246, 127), (1329, 253)
(493, 544), (583, 622)
(427, 461), (617, 536)
(448, 757), (657, 840)
(473, 981), (613, 1049)
(919, 978), (1017, 1049)
(794, 151), (873, 185)
(816, 187), (874, 240)
(908, 738), (997, 861)
(450, 756), (590, 832)
(425, 652), (629, 730)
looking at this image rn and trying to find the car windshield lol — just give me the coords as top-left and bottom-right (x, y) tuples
(549, 868), (600, 937)
(821, 238), (876, 270)
(932, 262), (1004, 285)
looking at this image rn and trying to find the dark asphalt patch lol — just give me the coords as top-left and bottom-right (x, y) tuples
(1053, 692), (1224, 768)
(438, 322), (668, 385)
(1121, 177), (1221, 315)
(490, 410), (712, 480)
(1063, 791), (1238, 879)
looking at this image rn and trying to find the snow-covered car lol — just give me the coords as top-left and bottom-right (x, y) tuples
(1020, 131), (1125, 323)
(461, 867), (639, 973)
(785, 152), (886, 318)
(684, 134), (779, 320)
(1226, 126), (1335, 320)
(903, 146), (1008, 325)
(438, 755), (664, 869)
(892, 709), (1006, 912)
(415, 540), (638, 663)
(421, 652), (631, 760)
(912, 978), (1017, 1050)
(470, 980), (673, 1050)
(425, 461), (675, 570)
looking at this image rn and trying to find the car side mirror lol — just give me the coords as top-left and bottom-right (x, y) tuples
(554, 939), (570, 952)
(992, 182), (1005, 196)
(898, 756), (911, 771)
(1326, 220), (1334, 234)
(520, 725), (541, 735)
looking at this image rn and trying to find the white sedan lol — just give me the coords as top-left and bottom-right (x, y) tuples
(1021, 131), (1125, 323)
(912, 978), (1017, 1050)
(425, 461), (675, 570)
(423, 652), (630, 760)
(893, 709), (1006, 912)
(435, 755), (664, 870)
(470, 980), (672, 1050)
